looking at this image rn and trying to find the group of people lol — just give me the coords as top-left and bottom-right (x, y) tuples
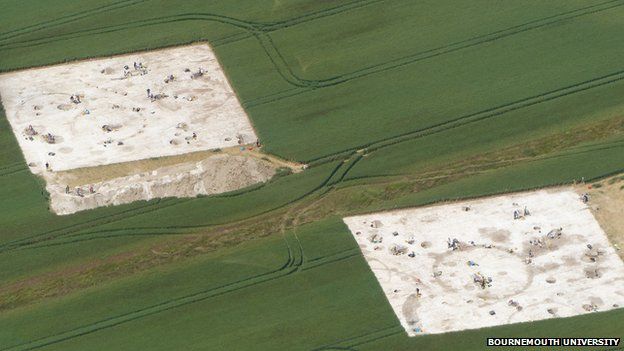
(447, 237), (461, 251)
(24, 124), (37, 136)
(69, 94), (81, 104)
(190, 68), (204, 79)
(513, 206), (531, 220)
(146, 88), (167, 101)
(65, 185), (95, 197)
(123, 61), (147, 77)
(43, 133), (56, 144)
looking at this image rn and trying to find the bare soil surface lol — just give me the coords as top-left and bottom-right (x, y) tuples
(344, 189), (624, 336)
(51, 144), (304, 188)
(0, 44), (309, 214)
(46, 151), (286, 215)
(576, 175), (624, 259)
(0, 44), (257, 173)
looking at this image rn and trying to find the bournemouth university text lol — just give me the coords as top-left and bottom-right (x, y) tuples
(487, 338), (620, 347)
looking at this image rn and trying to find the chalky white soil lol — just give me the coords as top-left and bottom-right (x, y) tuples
(48, 153), (276, 215)
(0, 44), (256, 173)
(0, 44), (285, 214)
(343, 189), (624, 336)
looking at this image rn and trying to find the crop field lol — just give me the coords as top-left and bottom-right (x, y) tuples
(0, 0), (623, 350)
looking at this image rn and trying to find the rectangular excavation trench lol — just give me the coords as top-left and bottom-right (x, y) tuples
(343, 189), (624, 336)
(0, 44), (303, 214)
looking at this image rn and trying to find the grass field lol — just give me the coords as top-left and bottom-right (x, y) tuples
(0, 1), (623, 350)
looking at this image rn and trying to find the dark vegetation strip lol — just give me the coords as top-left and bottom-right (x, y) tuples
(300, 249), (360, 271)
(241, 86), (301, 105)
(0, 0), (381, 46)
(0, 15), (255, 52)
(259, 0), (386, 32)
(339, 327), (405, 350)
(211, 31), (252, 47)
(242, 0), (623, 108)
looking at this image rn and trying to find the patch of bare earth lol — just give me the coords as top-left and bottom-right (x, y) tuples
(45, 145), (303, 215)
(52, 145), (303, 187)
(344, 189), (624, 335)
(576, 175), (624, 259)
(0, 43), (309, 215)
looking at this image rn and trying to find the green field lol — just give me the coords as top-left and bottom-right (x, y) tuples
(0, 1), (623, 350)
